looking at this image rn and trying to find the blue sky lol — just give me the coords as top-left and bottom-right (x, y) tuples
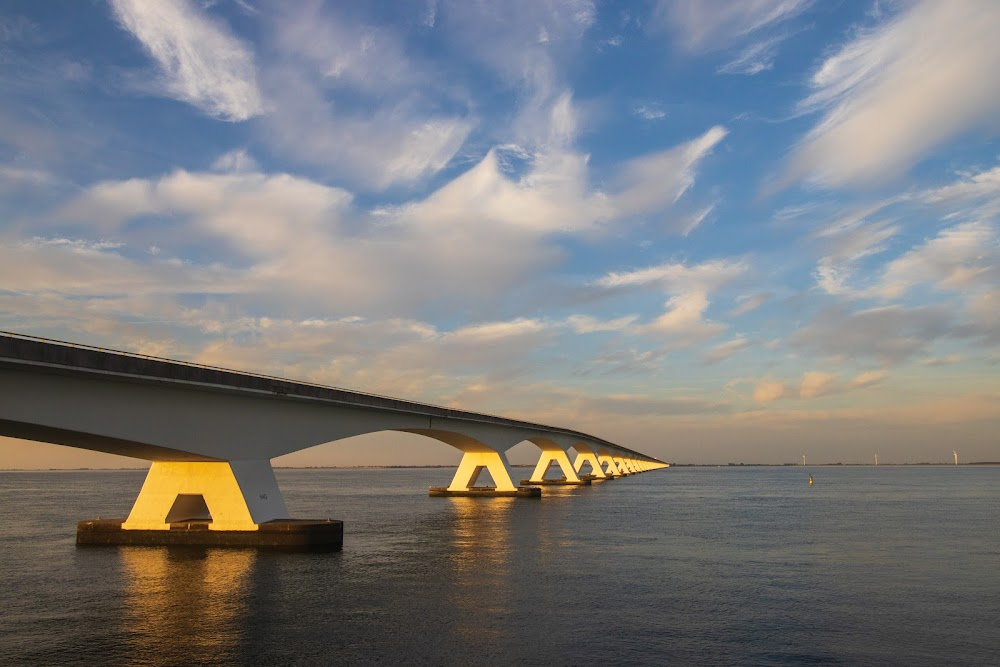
(1, 0), (998, 468)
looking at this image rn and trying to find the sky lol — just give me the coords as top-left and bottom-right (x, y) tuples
(1, 0), (999, 469)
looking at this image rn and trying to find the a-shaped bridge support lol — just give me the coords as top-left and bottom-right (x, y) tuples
(429, 450), (541, 497)
(78, 460), (343, 548)
(124, 461), (287, 530)
(521, 438), (591, 486)
(573, 451), (607, 480)
(598, 453), (625, 477)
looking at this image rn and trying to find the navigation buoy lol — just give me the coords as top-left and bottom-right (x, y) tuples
(808, 474), (813, 485)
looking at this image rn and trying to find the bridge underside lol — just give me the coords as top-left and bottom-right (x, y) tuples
(0, 419), (221, 462)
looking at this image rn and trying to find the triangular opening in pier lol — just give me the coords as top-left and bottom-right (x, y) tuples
(469, 465), (499, 488)
(540, 460), (564, 480)
(165, 493), (213, 523)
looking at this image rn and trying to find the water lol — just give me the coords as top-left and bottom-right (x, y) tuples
(1, 466), (997, 665)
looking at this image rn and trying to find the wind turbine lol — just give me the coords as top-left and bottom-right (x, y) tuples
(874, 451), (878, 466)
(802, 451), (807, 466)
(953, 450), (959, 465)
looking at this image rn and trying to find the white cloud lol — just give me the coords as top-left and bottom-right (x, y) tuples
(0, 165), (51, 188)
(850, 370), (886, 388)
(730, 292), (771, 317)
(753, 378), (786, 403)
(252, 3), (475, 189)
(718, 36), (782, 75)
(433, 0), (596, 154)
(0, 233), (238, 297)
(921, 355), (960, 367)
(791, 304), (953, 365)
(920, 165), (1000, 205)
(789, 1), (1000, 188)
(679, 203), (715, 236)
(633, 103), (666, 120)
(643, 291), (724, 340)
(703, 336), (750, 364)
(575, 393), (730, 416)
(211, 149), (258, 173)
(656, 0), (810, 52)
(259, 66), (473, 190)
(878, 221), (1000, 299)
(270, 2), (428, 97)
(446, 318), (549, 343)
(595, 258), (747, 346)
(814, 218), (899, 296)
(596, 257), (747, 290)
(396, 124), (725, 235)
(613, 126), (727, 216)
(109, 0), (264, 121)
(566, 314), (638, 333)
(799, 371), (837, 398)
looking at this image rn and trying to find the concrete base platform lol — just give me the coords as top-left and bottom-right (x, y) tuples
(520, 477), (592, 486)
(429, 486), (542, 498)
(76, 518), (343, 550)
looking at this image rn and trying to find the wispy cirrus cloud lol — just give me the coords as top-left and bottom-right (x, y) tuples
(257, 2), (473, 189)
(633, 103), (666, 120)
(655, 0), (810, 52)
(730, 292), (771, 317)
(788, 1), (1000, 188)
(703, 336), (750, 364)
(878, 221), (1000, 299)
(109, 0), (264, 121)
(718, 35), (784, 75)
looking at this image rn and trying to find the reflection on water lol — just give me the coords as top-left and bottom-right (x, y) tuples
(120, 547), (257, 665)
(446, 498), (514, 643)
(524, 486), (582, 564)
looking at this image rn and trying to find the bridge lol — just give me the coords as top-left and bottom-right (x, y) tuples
(0, 332), (667, 548)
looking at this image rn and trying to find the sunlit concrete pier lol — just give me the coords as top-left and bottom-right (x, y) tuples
(0, 332), (668, 548)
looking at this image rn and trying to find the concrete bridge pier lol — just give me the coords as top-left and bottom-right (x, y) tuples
(597, 452), (623, 477)
(572, 443), (608, 480)
(78, 459), (344, 548)
(521, 437), (591, 486)
(415, 430), (541, 498)
(123, 460), (287, 531)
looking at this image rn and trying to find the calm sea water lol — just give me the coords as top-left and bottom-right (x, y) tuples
(1, 466), (997, 666)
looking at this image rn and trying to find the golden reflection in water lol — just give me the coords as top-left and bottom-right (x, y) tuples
(120, 547), (257, 664)
(529, 486), (579, 563)
(446, 497), (515, 641)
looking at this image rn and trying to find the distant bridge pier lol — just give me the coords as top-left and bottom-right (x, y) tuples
(572, 444), (608, 480)
(416, 430), (541, 498)
(521, 437), (590, 486)
(614, 454), (633, 475)
(597, 451), (624, 477)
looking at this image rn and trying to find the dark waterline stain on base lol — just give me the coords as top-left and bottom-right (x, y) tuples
(76, 517), (343, 550)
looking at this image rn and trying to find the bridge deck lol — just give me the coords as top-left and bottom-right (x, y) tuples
(0, 332), (660, 461)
